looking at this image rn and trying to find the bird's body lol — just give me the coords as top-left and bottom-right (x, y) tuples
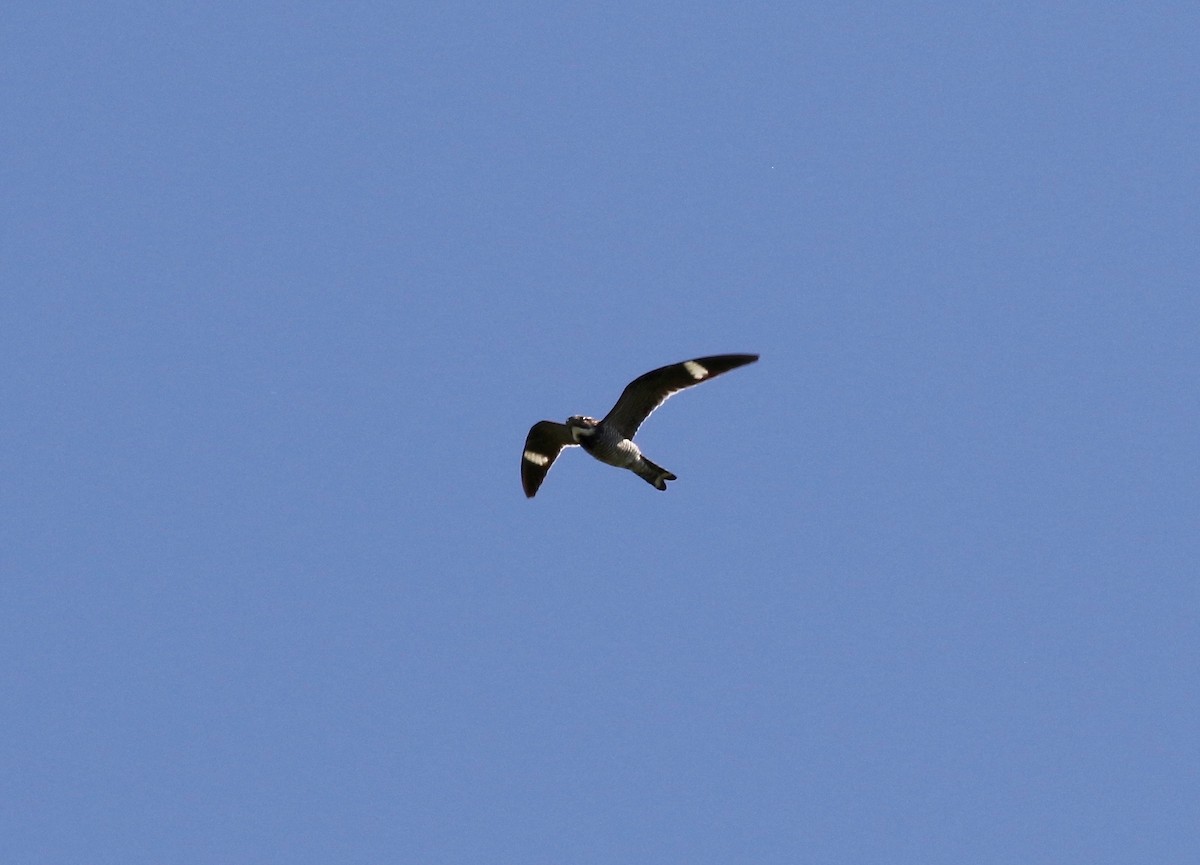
(566, 414), (677, 490)
(521, 353), (758, 497)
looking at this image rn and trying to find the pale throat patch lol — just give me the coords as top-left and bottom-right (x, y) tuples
(683, 360), (709, 380)
(523, 450), (550, 466)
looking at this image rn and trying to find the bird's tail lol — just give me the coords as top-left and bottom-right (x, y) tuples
(635, 456), (677, 491)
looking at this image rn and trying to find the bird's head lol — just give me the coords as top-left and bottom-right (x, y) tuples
(566, 415), (598, 442)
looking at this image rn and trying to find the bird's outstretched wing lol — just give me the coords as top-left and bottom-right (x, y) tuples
(521, 421), (577, 497)
(602, 354), (759, 439)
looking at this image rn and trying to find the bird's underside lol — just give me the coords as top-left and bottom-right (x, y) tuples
(521, 353), (758, 497)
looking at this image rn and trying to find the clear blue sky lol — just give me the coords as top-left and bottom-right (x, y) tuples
(4, 3), (1197, 863)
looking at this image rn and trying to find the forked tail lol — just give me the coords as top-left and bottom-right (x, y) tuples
(635, 456), (677, 491)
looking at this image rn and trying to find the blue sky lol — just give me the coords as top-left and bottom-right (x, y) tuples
(3, 3), (1197, 863)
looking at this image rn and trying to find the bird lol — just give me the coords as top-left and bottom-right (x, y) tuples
(521, 353), (759, 497)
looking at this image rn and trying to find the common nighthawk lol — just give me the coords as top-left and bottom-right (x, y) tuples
(521, 353), (759, 497)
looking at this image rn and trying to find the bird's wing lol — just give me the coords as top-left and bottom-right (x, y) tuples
(602, 354), (759, 439)
(521, 421), (577, 498)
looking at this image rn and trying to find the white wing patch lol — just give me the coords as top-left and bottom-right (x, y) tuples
(523, 450), (550, 466)
(683, 360), (709, 380)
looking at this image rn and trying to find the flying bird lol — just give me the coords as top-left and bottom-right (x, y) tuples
(521, 353), (759, 497)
